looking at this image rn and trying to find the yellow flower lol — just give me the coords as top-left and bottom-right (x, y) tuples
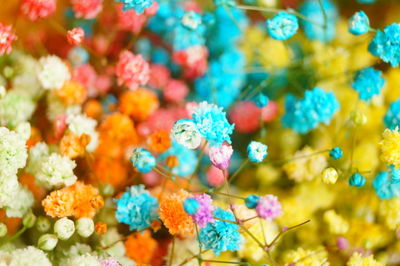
(379, 197), (400, 230)
(347, 252), (384, 266)
(321, 167), (339, 184)
(379, 128), (400, 168)
(323, 210), (349, 235)
(259, 38), (290, 70)
(282, 247), (328, 266)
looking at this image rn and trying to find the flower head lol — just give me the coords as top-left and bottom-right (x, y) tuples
(380, 128), (400, 169)
(20, 0), (56, 21)
(209, 143), (233, 170)
(348, 11), (370, 35)
(67, 27), (85, 46)
(384, 99), (400, 130)
(71, 0), (103, 19)
(351, 67), (385, 102)
(37, 55), (71, 90)
(115, 185), (159, 231)
(116, 50), (150, 90)
(171, 119), (202, 149)
(0, 23), (17, 56)
(349, 172), (366, 187)
(125, 230), (157, 264)
(54, 217), (75, 240)
(369, 23), (400, 67)
(266, 12), (299, 40)
(130, 148), (156, 173)
(256, 195), (282, 220)
(192, 102), (234, 146)
(189, 193), (215, 228)
(247, 141), (268, 163)
(329, 147), (343, 160)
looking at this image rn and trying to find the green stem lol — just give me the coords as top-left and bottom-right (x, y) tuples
(227, 158), (250, 185)
(168, 237), (175, 266)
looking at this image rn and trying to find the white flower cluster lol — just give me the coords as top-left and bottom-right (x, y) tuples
(37, 55), (71, 90)
(0, 91), (35, 128)
(67, 113), (99, 152)
(0, 246), (52, 266)
(61, 254), (100, 266)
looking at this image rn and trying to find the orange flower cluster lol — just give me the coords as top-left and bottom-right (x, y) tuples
(147, 130), (171, 153)
(159, 190), (195, 237)
(60, 132), (90, 159)
(42, 181), (104, 218)
(118, 89), (159, 122)
(55, 80), (87, 106)
(125, 230), (157, 264)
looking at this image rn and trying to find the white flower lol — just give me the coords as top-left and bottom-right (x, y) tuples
(0, 127), (28, 176)
(9, 246), (52, 266)
(54, 217), (75, 240)
(67, 114), (99, 152)
(0, 91), (35, 128)
(37, 55), (71, 90)
(247, 141), (268, 163)
(172, 119), (202, 149)
(0, 176), (19, 209)
(5, 185), (34, 218)
(76, 218), (94, 238)
(62, 254), (101, 266)
(26, 142), (49, 174)
(38, 234), (58, 251)
(36, 153), (77, 189)
(13, 73), (44, 100)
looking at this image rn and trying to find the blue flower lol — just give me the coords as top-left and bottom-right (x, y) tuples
(115, 0), (153, 13)
(253, 93), (269, 108)
(369, 23), (400, 67)
(384, 99), (400, 130)
(373, 170), (400, 199)
(348, 11), (370, 35)
(199, 208), (242, 256)
(298, 0), (338, 43)
(266, 12), (299, 40)
(349, 173), (366, 187)
(282, 87), (340, 134)
(329, 147), (343, 160)
(115, 185), (159, 231)
(247, 141), (268, 163)
(159, 141), (197, 177)
(192, 102), (234, 146)
(245, 194), (260, 209)
(183, 198), (200, 215)
(130, 148), (156, 173)
(351, 67), (385, 102)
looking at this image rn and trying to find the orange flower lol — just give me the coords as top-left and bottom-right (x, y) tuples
(118, 89), (159, 122)
(165, 155), (179, 168)
(159, 190), (195, 237)
(84, 99), (102, 119)
(95, 221), (107, 235)
(99, 112), (137, 143)
(42, 190), (75, 218)
(92, 156), (128, 188)
(125, 230), (157, 264)
(55, 80), (87, 105)
(59, 132), (88, 159)
(148, 130), (171, 153)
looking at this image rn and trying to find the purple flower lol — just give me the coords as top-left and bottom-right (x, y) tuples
(100, 257), (120, 266)
(209, 143), (233, 170)
(256, 195), (282, 220)
(191, 193), (215, 227)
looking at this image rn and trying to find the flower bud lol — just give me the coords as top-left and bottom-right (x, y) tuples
(350, 110), (367, 125)
(54, 217), (75, 240)
(76, 218), (94, 238)
(22, 211), (37, 228)
(0, 222), (7, 237)
(322, 167), (339, 184)
(38, 234), (58, 251)
(36, 216), (51, 232)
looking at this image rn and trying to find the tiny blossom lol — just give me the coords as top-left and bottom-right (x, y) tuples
(182, 11), (202, 30)
(54, 217), (75, 240)
(380, 128), (400, 169)
(384, 99), (400, 130)
(190, 193), (215, 227)
(0, 23), (17, 56)
(254, 93), (269, 108)
(164, 79), (189, 103)
(369, 23), (400, 67)
(206, 165), (225, 186)
(209, 143), (233, 170)
(71, 0), (103, 19)
(321, 167), (339, 184)
(171, 119), (202, 149)
(351, 67), (385, 102)
(183, 198), (200, 215)
(9, 246), (52, 266)
(115, 0), (154, 13)
(256, 195), (282, 220)
(266, 12), (299, 40)
(349, 172), (366, 187)
(116, 50), (150, 90)
(247, 141), (268, 163)
(130, 148), (156, 173)
(348, 11), (370, 35)
(67, 27), (85, 46)
(37, 55), (71, 90)
(229, 101), (261, 133)
(329, 147), (343, 160)
(115, 185), (159, 231)
(100, 257), (120, 266)
(245, 194), (260, 209)
(20, 0), (56, 21)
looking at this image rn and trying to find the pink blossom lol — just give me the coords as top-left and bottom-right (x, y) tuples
(71, 0), (102, 19)
(173, 45), (208, 79)
(115, 50), (150, 90)
(73, 63), (97, 97)
(229, 101), (261, 133)
(20, 0), (56, 21)
(148, 64), (171, 89)
(67, 27), (85, 46)
(164, 79), (189, 103)
(209, 143), (233, 170)
(206, 165), (225, 187)
(117, 5), (147, 34)
(256, 195), (282, 220)
(0, 23), (17, 56)
(261, 100), (279, 122)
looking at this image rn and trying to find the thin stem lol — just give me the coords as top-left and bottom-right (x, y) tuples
(228, 158), (250, 185)
(177, 249), (210, 266)
(211, 191), (246, 200)
(267, 219), (311, 248)
(187, 141), (207, 188)
(201, 260), (249, 265)
(214, 217), (238, 225)
(1, 226), (26, 244)
(168, 237), (175, 266)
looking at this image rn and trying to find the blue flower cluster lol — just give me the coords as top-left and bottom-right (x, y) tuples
(192, 102), (235, 146)
(369, 23), (400, 67)
(384, 99), (400, 130)
(348, 11), (370, 36)
(282, 87), (340, 134)
(159, 141), (197, 177)
(349, 173), (366, 187)
(351, 67), (385, 102)
(115, 185), (159, 231)
(373, 169), (400, 199)
(299, 0), (338, 43)
(266, 12), (299, 41)
(329, 147), (343, 160)
(194, 48), (246, 108)
(198, 208), (242, 255)
(130, 148), (156, 173)
(115, 0), (153, 13)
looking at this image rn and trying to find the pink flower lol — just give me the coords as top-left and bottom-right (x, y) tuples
(261, 100), (279, 122)
(164, 79), (189, 103)
(20, 0), (56, 21)
(148, 64), (171, 89)
(67, 27), (85, 46)
(116, 50), (150, 90)
(117, 5), (147, 34)
(0, 23), (17, 56)
(73, 64), (97, 96)
(229, 101), (261, 133)
(173, 45), (208, 79)
(206, 165), (225, 187)
(209, 143), (233, 170)
(256, 195), (282, 220)
(71, 0), (102, 19)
